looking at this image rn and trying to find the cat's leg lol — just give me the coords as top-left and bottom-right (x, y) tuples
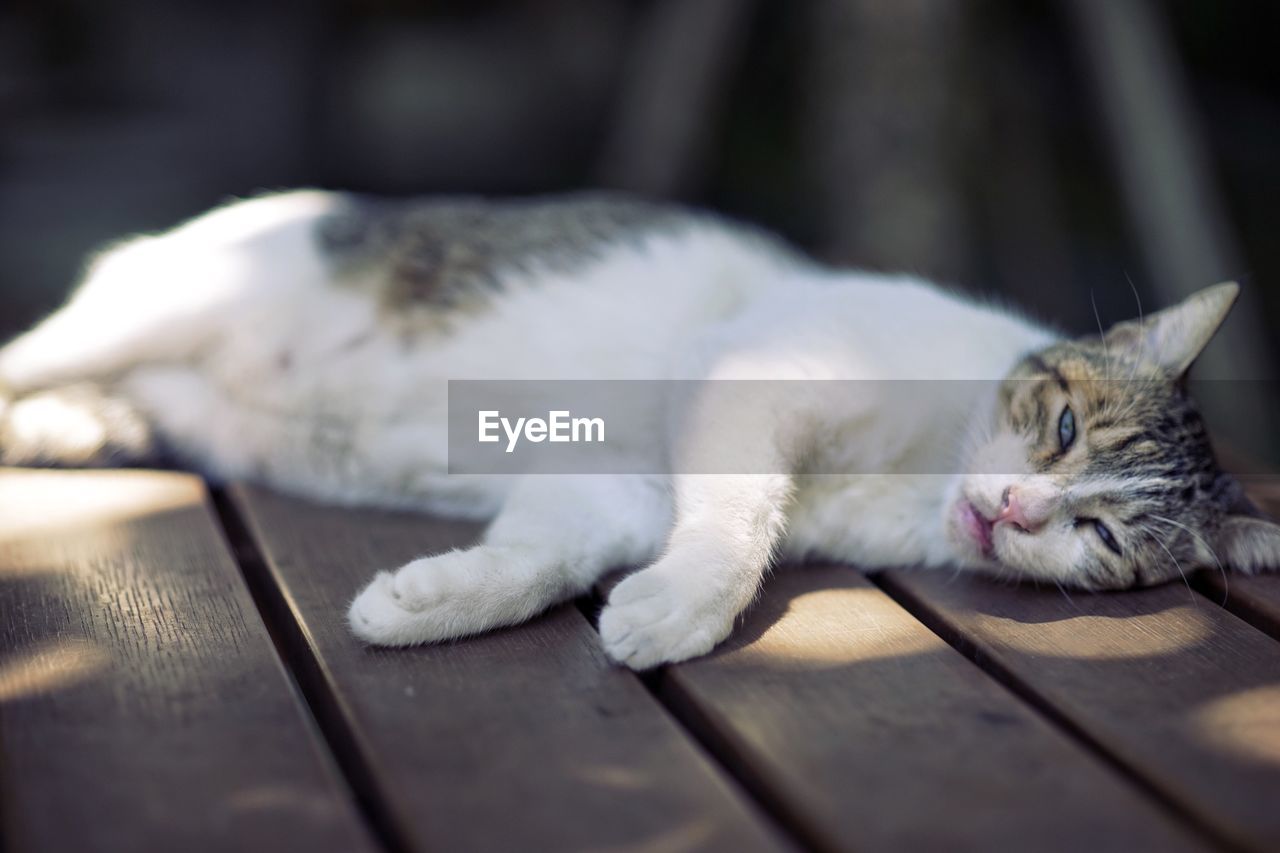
(596, 372), (804, 668)
(0, 193), (341, 471)
(597, 472), (793, 668)
(0, 246), (175, 467)
(348, 475), (671, 646)
(0, 381), (160, 468)
(0, 191), (337, 395)
(0, 236), (194, 394)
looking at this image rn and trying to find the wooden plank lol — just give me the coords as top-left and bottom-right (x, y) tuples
(0, 469), (376, 853)
(880, 567), (1280, 853)
(1201, 570), (1280, 643)
(1199, 477), (1280, 640)
(609, 564), (1200, 852)
(226, 483), (786, 853)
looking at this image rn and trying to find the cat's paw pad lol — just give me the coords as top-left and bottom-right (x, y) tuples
(598, 572), (733, 670)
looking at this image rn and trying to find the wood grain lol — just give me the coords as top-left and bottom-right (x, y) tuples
(0, 469), (375, 853)
(227, 483), (786, 853)
(881, 567), (1280, 852)
(607, 564), (1200, 852)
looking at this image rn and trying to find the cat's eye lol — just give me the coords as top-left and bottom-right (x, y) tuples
(1092, 520), (1122, 555)
(1058, 406), (1075, 452)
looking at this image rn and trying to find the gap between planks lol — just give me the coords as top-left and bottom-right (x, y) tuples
(863, 570), (1232, 851)
(212, 496), (807, 853)
(209, 487), (412, 853)
(870, 565), (1280, 852)
(0, 469), (378, 853)
(216, 484), (791, 853)
(593, 563), (1203, 850)
(573, 593), (835, 853)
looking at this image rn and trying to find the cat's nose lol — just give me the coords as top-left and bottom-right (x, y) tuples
(996, 485), (1045, 533)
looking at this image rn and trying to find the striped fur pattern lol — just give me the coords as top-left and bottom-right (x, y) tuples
(315, 192), (790, 327)
(958, 283), (1277, 590)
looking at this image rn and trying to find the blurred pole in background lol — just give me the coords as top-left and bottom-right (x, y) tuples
(597, 0), (757, 198)
(1064, 0), (1277, 462)
(801, 0), (977, 284)
(1064, 0), (1271, 379)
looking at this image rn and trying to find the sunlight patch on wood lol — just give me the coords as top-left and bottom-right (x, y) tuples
(970, 605), (1214, 659)
(0, 468), (200, 550)
(733, 584), (942, 668)
(1192, 685), (1280, 767)
(0, 639), (111, 703)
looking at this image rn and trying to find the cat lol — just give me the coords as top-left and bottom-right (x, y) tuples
(1, 190), (1276, 669)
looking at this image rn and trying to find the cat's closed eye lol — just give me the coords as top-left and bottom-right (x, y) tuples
(1076, 517), (1122, 555)
(1093, 520), (1122, 555)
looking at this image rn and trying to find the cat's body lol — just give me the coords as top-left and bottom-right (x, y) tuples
(2, 191), (1276, 668)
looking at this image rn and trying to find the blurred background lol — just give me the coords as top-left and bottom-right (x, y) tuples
(0, 0), (1276, 457)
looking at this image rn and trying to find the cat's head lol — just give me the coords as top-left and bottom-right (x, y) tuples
(948, 282), (1280, 589)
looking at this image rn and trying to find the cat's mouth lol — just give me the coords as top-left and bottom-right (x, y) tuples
(954, 498), (995, 560)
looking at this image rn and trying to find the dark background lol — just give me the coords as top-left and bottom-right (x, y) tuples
(1, 1), (1276, 454)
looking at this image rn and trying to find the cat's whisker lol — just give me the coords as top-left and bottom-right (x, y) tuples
(1150, 513), (1228, 600)
(1051, 578), (1080, 609)
(1144, 528), (1197, 606)
(1124, 272), (1148, 385)
(1090, 288), (1113, 381)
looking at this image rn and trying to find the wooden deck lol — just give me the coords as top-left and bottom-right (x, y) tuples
(2, 468), (1279, 852)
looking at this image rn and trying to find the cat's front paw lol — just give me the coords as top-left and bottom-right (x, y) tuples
(348, 545), (549, 647)
(347, 553), (468, 646)
(348, 571), (436, 646)
(598, 566), (736, 670)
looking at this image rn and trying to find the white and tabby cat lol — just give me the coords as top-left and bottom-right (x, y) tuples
(1, 191), (1276, 668)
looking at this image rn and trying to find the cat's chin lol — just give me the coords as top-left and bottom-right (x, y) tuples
(945, 496), (1002, 570)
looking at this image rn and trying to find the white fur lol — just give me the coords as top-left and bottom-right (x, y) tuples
(0, 191), (1059, 667)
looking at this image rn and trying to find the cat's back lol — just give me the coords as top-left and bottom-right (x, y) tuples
(317, 192), (683, 310)
(308, 191), (796, 323)
(31, 189), (796, 385)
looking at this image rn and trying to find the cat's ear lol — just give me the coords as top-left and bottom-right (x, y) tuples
(1215, 513), (1280, 574)
(1104, 282), (1239, 379)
